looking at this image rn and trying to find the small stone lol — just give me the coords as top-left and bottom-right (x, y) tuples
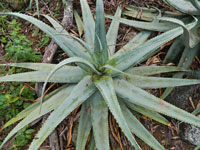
(184, 115), (200, 145)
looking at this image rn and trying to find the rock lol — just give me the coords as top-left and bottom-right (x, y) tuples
(184, 115), (200, 145)
(165, 85), (198, 111)
(164, 85), (200, 146)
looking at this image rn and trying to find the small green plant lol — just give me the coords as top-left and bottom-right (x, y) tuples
(0, 17), (42, 62)
(1, 0), (200, 150)
(13, 126), (35, 146)
(9, 126), (35, 150)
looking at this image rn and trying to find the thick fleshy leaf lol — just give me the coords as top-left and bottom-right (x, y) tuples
(94, 76), (141, 150)
(74, 10), (84, 37)
(120, 102), (165, 150)
(164, 0), (200, 15)
(158, 17), (199, 48)
(80, 0), (95, 49)
(0, 67), (86, 83)
(0, 63), (56, 71)
(118, 74), (200, 89)
(106, 6), (122, 56)
(108, 20), (196, 72)
(0, 12), (90, 60)
(106, 15), (179, 32)
(163, 37), (185, 64)
(28, 76), (96, 150)
(94, 0), (108, 65)
(114, 79), (200, 128)
(76, 100), (92, 150)
(90, 91), (109, 150)
(0, 85), (74, 149)
(126, 66), (186, 76)
(123, 100), (169, 125)
(123, 5), (185, 22)
(2, 85), (69, 129)
(115, 30), (151, 57)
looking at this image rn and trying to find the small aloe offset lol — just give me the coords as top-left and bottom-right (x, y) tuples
(1, 0), (200, 150)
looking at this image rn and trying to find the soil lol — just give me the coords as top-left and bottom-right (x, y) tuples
(0, 0), (200, 150)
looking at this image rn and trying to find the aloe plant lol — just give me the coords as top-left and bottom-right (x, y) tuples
(1, 0), (200, 149)
(119, 2), (200, 99)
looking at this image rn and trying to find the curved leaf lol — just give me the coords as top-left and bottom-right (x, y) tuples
(0, 67), (86, 83)
(0, 63), (56, 71)
(158, 17), (199, 48)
